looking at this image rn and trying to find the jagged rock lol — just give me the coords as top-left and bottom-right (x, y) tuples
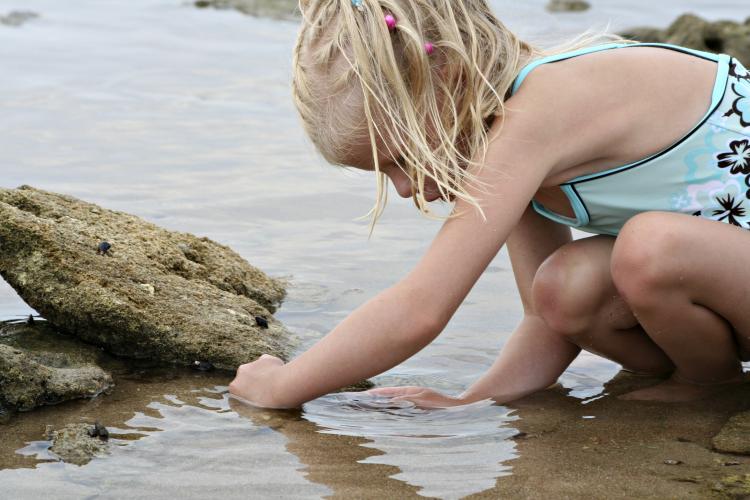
(0, 321), (112, 413)
(712, 411), (750, 455)
(46, 423), (109, 466)
(545, 0), (590, 13)
(193, 0), (299, 20)
(0, 186), (292, 370)
(619, 13), (750, 67)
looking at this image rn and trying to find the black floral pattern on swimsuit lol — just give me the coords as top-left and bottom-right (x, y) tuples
(714, 139), (750, 201)
(716, 138), (750, 175)
(693, 194), (749, 228)
(728, 58), (750, 83)
(722, 82), (750, 128)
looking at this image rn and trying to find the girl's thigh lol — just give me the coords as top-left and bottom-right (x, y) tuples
(611, 211), (750, 360)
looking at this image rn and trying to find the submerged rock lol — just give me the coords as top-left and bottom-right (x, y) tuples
(0, 321), (112, 413)
(0, 11), (39, 27)
(193, 0), (299, 20)
(46, 423), (109, 466)
(0, 186), (291, 370)
(712, 411), (750, 455)
(619, 13), (750, 67)
(545, 0), (590, 13)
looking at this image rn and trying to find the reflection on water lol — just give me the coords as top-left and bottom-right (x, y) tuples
(304, 393), (519, 499)
(3, 391), (331, 499)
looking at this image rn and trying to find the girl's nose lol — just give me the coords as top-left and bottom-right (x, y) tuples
(389, 171), (414, 198)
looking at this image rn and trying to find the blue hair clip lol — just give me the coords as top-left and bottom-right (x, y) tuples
(351, 0), (364, 11)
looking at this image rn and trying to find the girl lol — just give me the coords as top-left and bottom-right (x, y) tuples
(229, 0), (750, 408)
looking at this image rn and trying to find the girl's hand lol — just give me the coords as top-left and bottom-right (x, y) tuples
(365, 386), (468, 408)
(228, 354), (288, 409)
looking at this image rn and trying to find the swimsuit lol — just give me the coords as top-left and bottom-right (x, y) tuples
(510, 42), (750, 235)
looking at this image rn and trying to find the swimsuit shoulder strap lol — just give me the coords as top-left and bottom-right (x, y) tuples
(510, 42), (626, 96)
(510, 42), (724, 97)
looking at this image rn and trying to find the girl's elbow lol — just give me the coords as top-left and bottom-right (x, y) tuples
(409, 310), (446, 344)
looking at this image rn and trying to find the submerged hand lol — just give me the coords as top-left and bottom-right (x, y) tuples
(365, 386), (467, 408)
(229, 354), (288, 409)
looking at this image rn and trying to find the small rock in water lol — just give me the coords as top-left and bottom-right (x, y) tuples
(87, 421), (109, 441)
(712, 411), (750, 455)
(546, 0), (590, 12)
(97, 241), (112, 256)
(664, 459), (683, 465)
(191, 360), (215, 372)
(47, 423), (109, 466)
(191, 0), (300, 21)
(255, 316), (269, 329)
(0, 10), (39, 27)
(95, 421), (109, 440)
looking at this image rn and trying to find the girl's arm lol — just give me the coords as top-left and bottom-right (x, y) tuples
(369, 207), (580, 408)
(230, 87), (564, 409)
(458, 207), (580, 404)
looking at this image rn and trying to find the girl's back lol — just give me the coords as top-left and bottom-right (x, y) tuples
(517, 42), (749, 234)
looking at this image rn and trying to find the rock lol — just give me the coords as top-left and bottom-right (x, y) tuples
(712, 411), (750, 455)
(712, 474), (750, 498)
(617, 27), (666, 44)
(0, 321), (112, 413)
(619, 13), (750, 67)
(663, 13), (710, 50)
(194, 0), (300, 20)
(46, 423), (109, 466)
(546, 0), (590, 13)
(0, 10), (39, 27)
(0, 186), (292, 370)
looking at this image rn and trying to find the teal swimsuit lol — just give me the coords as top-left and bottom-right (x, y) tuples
(510, 42), (750, 235)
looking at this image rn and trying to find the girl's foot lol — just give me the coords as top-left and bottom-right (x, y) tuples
(618, 373), (747, 402)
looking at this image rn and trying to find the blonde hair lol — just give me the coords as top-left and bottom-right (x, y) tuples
(292, 0), (634, 230)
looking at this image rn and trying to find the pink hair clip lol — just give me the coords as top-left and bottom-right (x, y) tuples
(424, 42), (435, 55)
(384, 13), (396, 30)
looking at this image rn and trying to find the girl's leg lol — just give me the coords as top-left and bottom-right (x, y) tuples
(610, 212), (749, 400)
(532, 235), (675, 376)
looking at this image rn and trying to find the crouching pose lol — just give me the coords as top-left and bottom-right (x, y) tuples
(230, 0), (750, 408)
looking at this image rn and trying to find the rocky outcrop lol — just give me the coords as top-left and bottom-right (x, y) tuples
(546, 0), (590, 13)
(0, 186), (292, 370)
(46, 423), (109, 466)
(194, 0), (299, 20)
(619, 13), (750, 67)
(0, 321), (112, 413)
(712, 410), (750, 455)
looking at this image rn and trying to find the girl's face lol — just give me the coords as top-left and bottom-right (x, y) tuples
(348, 136), (445, 202)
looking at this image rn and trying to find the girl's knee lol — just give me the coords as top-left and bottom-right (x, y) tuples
(611, 212), (689, 306)
(532, 240), (612, 337)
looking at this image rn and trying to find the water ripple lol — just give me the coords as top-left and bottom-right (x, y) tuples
(303, 393), (520, 499)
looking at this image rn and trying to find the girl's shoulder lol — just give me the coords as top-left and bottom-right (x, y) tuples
(509, 45), (720, 185)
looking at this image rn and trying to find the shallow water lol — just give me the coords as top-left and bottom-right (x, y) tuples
(0, 1), (748, 498)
